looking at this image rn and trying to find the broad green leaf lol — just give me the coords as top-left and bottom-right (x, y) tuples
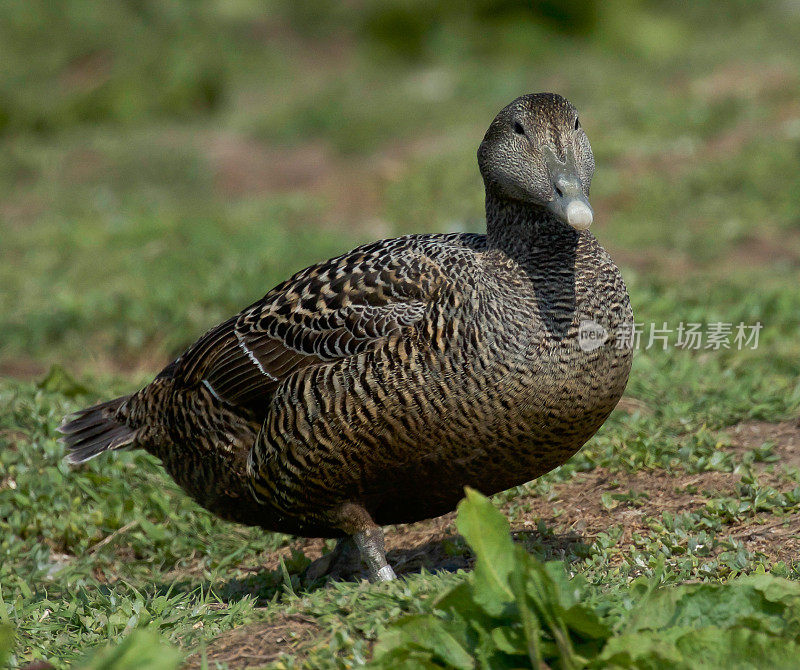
(435, 581), (479, 614)
(595, 630), (687, 669)
(371, 647), (453, 670)
(559, 603), (612, 642)
(456, 488), (515, 616)
(372, 615), (474, 670)
(525, 556), (610, 642)
(0, 625), (14, 669)
(76, 629), (184, 670)
(490, 625), (524, 654)
(673, 626), (800, 670)
(598, 625), (800, 670)
(738, 573), (800, 605)
(625, 576), (800, 637)
(509, 560), (544, 669)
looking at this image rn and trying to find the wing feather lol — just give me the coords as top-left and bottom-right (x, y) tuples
(172, 238), (452, 415)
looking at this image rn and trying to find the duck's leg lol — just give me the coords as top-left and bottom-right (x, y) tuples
(353, 527), (396, 582)
(333, 503), (397, 582)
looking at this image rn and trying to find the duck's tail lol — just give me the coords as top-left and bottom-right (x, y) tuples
(58, 395), (137, 464)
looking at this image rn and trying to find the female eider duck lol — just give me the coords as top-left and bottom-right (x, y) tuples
(60, 93), (633, 582)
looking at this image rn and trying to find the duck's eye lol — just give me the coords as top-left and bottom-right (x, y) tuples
(574, 117), (581, 130)
(513, 121), (525, 135)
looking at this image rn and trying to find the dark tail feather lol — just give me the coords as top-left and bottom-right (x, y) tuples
(58, 396), (136, 464)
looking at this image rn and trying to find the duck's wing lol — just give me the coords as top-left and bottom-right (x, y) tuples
(174, 239), (450, 415)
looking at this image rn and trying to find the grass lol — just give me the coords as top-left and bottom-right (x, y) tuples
(1, 0), (800, 667)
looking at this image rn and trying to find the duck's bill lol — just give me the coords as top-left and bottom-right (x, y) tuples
(563, 197), (593, 230)
(545, 193), (593, 230)
(542, 147), (594, 230)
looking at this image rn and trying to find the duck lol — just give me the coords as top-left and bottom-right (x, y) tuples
(59, 93), (633, 582)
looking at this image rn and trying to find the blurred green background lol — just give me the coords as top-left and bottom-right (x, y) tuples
(2, 0), (799, 384)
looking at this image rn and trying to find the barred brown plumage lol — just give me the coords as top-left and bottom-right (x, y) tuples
(59, 93), (633, 582)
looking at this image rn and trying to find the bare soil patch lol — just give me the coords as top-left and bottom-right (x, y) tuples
(726, 420), (800, 470)
(0, 358), (47, 381)
(0, 343), (170, 381)
(516, 467), (799, 567)
(728, 236), (800, 270)
(607, 246), (694, 280)
(202, 129), (461, 234)
(204, 132), (384, 229)
(20, 662), (56, 670)
(60, 50), (113, 93)
(607, 225), (800, 281)
(207, 134), (333, 197)
(689, 62), (797, 103)
(183, 615), (320, 670)
(614, 396), (653, 415)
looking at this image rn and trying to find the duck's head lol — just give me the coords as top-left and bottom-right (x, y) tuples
(478, 93), (595, 231)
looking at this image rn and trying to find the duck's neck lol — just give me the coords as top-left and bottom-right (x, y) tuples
(485, 191), (579, 260)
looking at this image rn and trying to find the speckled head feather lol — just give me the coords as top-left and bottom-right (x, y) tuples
(479, 93), (595, 230)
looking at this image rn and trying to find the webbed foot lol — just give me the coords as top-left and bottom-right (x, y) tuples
(304, 536), (361, 581)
